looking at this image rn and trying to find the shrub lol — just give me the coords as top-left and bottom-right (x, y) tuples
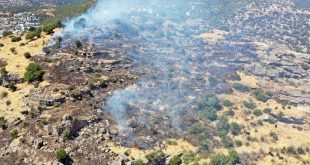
(11, 36), (21, 42)
(43, 21), (61, 34)
(222, 99), (234, 107)
(1, 91), (8, 98)
(297, 147), (305, 155)
(10, 129), (19, 139)
(6, 100), (11, 106)
(132, 159), (144, 165)
(0, 67), (8, 76)
(253, 89), (273, 102)
(2, 31), (13, 37)
(146, 151), (165, 164)
(57, 36), (63, 42)
(75, 40), (82, 48)
(209, 151), (240, 165)
(287, 146), (296, 154)
(0, 43), (4, 47)
(24, 52), (31, 59)
(200, 106), (218, 121)
(8, 81), (17, 91)
(233, 83), (250, 92)
(222, 136), (234, 148)
(253, 109), (263, 117)
(23, 63), (44, 82)
(208, 76), (218, 87)
(243, 100), (256, 109)
(55, 148), (68, 162)
(224, 109), (235, 117)
(263, 108), (272, 113)
(235, 140), (242, 147)
(10, 47), (16, 53)
(43, 47), (51, 54)
(217, 116), (230, 136)
(169, 155), (182, 165)
(26, 29), (41, 40)
(0, 117), (6, 129)
(269, 131), (278, 141)
(231, 122), (241, 135)
(63, 130), (70, 138)
(198, 94), (222, 110)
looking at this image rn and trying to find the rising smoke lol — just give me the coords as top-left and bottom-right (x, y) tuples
(57, 0), (256, 147)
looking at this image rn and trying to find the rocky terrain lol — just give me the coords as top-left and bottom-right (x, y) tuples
(0, 0), (309, 165)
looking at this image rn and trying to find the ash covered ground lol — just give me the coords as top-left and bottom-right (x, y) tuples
(51, 0), (310, 148)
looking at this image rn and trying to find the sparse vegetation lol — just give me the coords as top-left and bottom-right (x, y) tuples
(222, 99), (234, 107)
(0, 117), (6, 129)
(210, 150), (239, 165)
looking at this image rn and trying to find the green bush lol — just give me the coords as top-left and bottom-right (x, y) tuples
(263, 108), (272, 113)
(2, 31), (13, 37)
(233, 83), (250, 92)
(8, 81), (17, 91)
(0, 117), (6, 129)
(24, 52), (31, 59)
(269, 131), (278, 141)
(253, 89), (273, 102)
(297, 147), (305, 155)
(210, 150), (239, 165)
(43, 21), (61, 34)
(145, 151), (165, 164)
(10, 129), (19, 139)
(222, 99), (234, 107)
(198, 94), (222, 110)
(253, 109), (263, 116)
(63, 130), (70, 138)
(10, 47), (16, 53)
(0, 67), (8, 76)
(231, 122), (241, 135)
(26, 28), (41, 40)
(132, 159), (144, 165)
(235, 140), (242, 147)
(224, 109), (235, 117)
(6, 100), (11, 105)
(11, 36), (22, 42)
(243, 100), (256, 109)
(23, 63), (44, 82)
(55, 148), (68, 162)
(0, 43), (4, 47)
(169, 155), (182, 165)
(200, 106), (218, 121)
(75, 40), (82, 48)
(208, 76), (218, 87)
(222, 136), (234, 148)
(217, 116), (230, 136)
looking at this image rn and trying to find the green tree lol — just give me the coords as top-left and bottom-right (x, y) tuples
(23, 63), (44, 82)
